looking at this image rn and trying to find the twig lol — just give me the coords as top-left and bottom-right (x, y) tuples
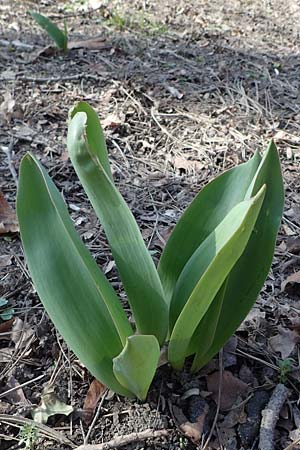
(284, 437), (300, 450)
(0, 39), (34, 51)
(259, 383), (289, 450)
(0, 373), (45, 400)
(14, 73), (100, 83)
(2, 138), (18, 187)
(75, 428), (169, 450)
(0, 414), (75, 447)
(83, 390), (107, 445)
(201, 349), (223, 450)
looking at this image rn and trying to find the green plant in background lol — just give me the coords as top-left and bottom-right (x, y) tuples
(18, 424), (38, 450)
(0, 297), (14, 321)
(278, 358), (293, 383)
(29, 11), (68, 52)
(17, 102), (284, 400)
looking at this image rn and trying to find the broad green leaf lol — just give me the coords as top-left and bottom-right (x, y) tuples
(70, 102), (112, 181)
(113, 335), (160, 400)
(168, 186), (265, 370)
(67, 109), (168, 345)
(194, 140), (284, 369)
(158, 151), (261, 306)
(17, 154), (133, 396)
(189, 280), (227, 371)
(29, 11), (68, 51)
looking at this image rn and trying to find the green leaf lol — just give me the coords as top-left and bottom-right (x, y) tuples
(69, 102), (112, 181)
(17, 153), (133, 396)
(168, 186), (266, 370)
(32, 384), (73, 424)
(194, 140), (284, 370)
(29, 11), (67, 51)
(113, 335), (160, 400)
(188, 280), (227, 371)
(67, 108), (168, 345)
(158, 152), (261, 307)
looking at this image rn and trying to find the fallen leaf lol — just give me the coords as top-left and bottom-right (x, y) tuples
(282, 271), (300, 298)
(0, 255), (13, 268)
(0, 192), (19, 234)
(165, 85), (184, 99)
(207, 370), (248, 410)
(223, 336), (237, 368)
(287, 237), (300, 255)
(0, 317), (14, 334)
(32, 384), (73, 424)
(68, 37), (107, 50)
(269, 326), (300, 358)
(101, 113), (125, 130)
(82, 379), (106, 424)
(239, 307), (266, 331)
(11, 317), (34, 350)
(3, 376), (31, 406)
(173, 155), (204, 174)
(0, 92), (15, 123)
(173, 403), (208, 442)
(0, 348), (13, 362)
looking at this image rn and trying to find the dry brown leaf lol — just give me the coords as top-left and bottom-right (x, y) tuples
(173, 155), (204, 173)
(165, 85), (184, 99)
(207, 370), (248, 410)
(281, 271), (300, 298)
(11, 317), (34, 350)
(180, 418), (205, 442)
(269, 326), (300, 358)
(0, 317), (15, 335)
(3, 376), (31, 405)
(0, 192), (19, 234)
(0, 92), (15, 123)
(0, 255), (13, 269)
(287, 236), (300, 255)
(101, 113), (125, 130)
(68, 37), (107, 50)
(173, 403), (208, 443)
(82, 379), (106, 424)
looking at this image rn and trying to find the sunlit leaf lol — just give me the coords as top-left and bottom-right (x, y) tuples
(193, 141), (284, 370)
(158, 152), (261, 307)
(67, 108), (168, 344)
(168, 186), (265, 369)
(113, 335), (160, 400)
(17, 154), (133, 396)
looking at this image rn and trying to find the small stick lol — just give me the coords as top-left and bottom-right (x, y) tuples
(2, 138), (18, 187)
(201, 349), (223, 450)
(75, 428), (169, 450)
(259, 383), (289, 450)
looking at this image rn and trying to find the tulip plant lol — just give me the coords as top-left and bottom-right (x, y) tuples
(29, 11), (68, 52)
(17, 102), (284, 400)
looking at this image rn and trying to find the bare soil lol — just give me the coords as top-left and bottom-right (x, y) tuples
(0, 1), (299, 449)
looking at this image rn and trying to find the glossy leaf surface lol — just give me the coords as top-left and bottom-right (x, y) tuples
(193, 141), (284, 369)
(168, 186), (265, 369)
(17, 154), (132, 396)
(158, 152), (261, 307)
(67, 108), (168, 344)
(113, 335), (160, 400)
